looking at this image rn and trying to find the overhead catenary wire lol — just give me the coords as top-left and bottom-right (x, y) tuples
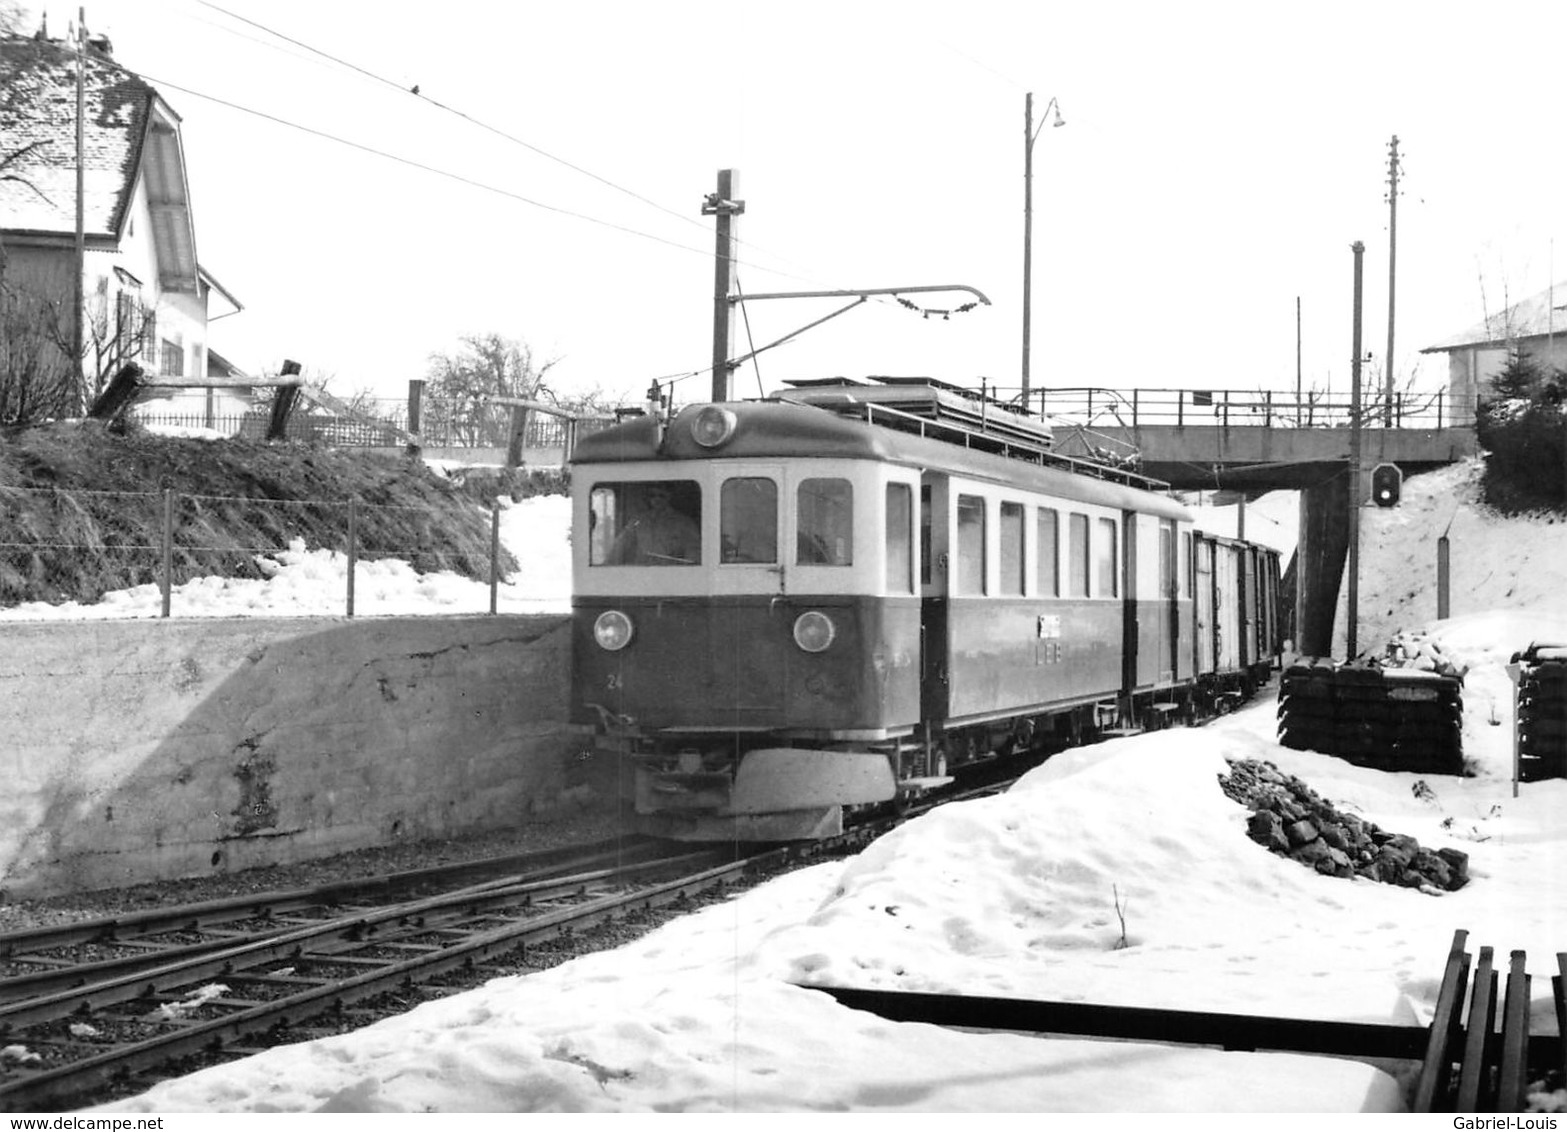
(190, 0), (829, 289)
(135, 72), (719, 262)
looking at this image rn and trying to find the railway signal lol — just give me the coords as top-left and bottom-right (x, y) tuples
(1371, 462), (1402, 507)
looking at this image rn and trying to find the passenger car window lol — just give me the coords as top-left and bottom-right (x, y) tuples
(1000, 502), (1025, 596)
(589, 480), (702, 566)
(721, 477), (777, 563)
(1037, 508), (1059, 597)
(797, 478), (853, 565)
(885, 483), (913, 593)
(956, 494), (986, 595)
(1096, 516), (1119, 597)
(1068, 513), (1089, 598)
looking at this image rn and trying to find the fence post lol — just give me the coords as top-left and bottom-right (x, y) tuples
(160, 487), (174, 618)
(1131, 388), (1139, 427)
(346, 498), (358, 618)
(1177, 390), (1185, 427)
(1436, 534), (1450, 619)
(1264, 390), (1273, 427)
(506, 405), (529, 468)
(489, 501), (501, 615)
(406, 379), (424, 456)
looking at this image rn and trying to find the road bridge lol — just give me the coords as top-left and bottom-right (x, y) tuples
(1037, 387), (1479, 658)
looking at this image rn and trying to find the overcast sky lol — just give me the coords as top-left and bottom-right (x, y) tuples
(27, 0), (1567, 408)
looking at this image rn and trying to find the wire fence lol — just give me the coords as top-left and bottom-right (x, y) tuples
(133, 398), (617, 453)
(0, 485), (513, 618)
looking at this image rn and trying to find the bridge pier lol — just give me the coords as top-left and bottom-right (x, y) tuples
(1295, 474), (1351, 656)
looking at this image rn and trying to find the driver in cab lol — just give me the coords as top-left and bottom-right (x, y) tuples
(608, 485), (700, 565)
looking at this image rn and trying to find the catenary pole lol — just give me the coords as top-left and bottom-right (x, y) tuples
(704, 170), (744, 402)
(1348, 241), (1365, 659)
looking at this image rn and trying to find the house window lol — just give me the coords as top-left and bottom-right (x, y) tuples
(160, 338), (184, 377)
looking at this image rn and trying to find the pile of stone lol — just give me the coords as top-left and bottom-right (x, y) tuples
(1220, 758), (1469, 892)
(1379, 629), (1468, 678)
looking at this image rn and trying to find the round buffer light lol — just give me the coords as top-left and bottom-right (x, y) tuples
(593, 609), (634, 651)
(690, 405), (738, 448)
(792, 610), (836, 653)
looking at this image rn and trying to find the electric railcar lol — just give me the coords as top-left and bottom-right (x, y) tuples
(570, 379), (1282, 840)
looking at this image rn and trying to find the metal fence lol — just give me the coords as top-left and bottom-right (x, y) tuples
(1029, 387), (1473, 431)
(134, 398), (615, 454)
(0, 485), (513, 618)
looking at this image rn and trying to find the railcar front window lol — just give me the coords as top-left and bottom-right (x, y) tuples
(885, 483), (913, 593)
(956, 494), (986, 595)
(589, 480), (702, 566)
(721, 477), (777, 563)
(797, 478), (853, 565)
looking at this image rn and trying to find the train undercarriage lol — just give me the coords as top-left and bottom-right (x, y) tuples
(585, 665), (1273, 841)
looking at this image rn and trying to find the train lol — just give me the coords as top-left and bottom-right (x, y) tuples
(569, 377), (1283, 840)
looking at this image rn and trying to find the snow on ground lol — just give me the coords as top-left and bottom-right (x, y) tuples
(6, 458), (1566, 1112)
(0, 494), (572, 620)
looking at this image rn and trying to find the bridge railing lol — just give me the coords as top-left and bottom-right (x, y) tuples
(1029, 387), (1473, 431)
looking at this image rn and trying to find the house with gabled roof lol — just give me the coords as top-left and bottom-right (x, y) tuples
(0, 29), (247, 420)
(1420, 278), (1567, 417)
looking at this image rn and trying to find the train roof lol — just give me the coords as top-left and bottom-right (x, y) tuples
(571, 394), (1190, 518)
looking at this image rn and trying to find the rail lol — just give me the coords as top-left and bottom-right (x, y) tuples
(1027, 387), (1472, 431)
(811, 929), (1561, 1113)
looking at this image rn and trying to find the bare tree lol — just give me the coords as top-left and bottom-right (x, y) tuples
(423, 333), (559, 446)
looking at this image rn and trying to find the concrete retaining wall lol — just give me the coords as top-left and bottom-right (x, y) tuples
(0, 614), (574, 897)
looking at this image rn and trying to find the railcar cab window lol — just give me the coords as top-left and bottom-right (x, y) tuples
(721, 477), (777, 564)
(797, 478), (852, 565)
(956, 494), (986, 595)
(589, 480), (702, 566)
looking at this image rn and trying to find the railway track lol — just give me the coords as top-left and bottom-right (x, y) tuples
(0, 835), (798, 1111)
(0, 736), (1179, 1114)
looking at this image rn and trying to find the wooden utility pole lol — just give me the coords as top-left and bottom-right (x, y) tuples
(1384, 135), (1400, 425)
(73, 9), (87, 401)
(1021, 93), (1063, 407)
(1348, 241), (1365, 659)
(702, 169), (744, 403)
(1296, 296), (1302, 411)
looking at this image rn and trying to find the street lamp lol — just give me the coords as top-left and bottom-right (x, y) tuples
(1021, 92), (1064, 408)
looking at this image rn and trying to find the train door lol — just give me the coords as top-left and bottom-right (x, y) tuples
(1214, 542), (1240, 672)
(1239, 545), (1258, 670)
(711, 464), (788, 712)
(1195, 535), (1216, 675)
(1122, 509), (1140, 694)
(1160, 518), (1179, 683)
(918, 473), (949, 724)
